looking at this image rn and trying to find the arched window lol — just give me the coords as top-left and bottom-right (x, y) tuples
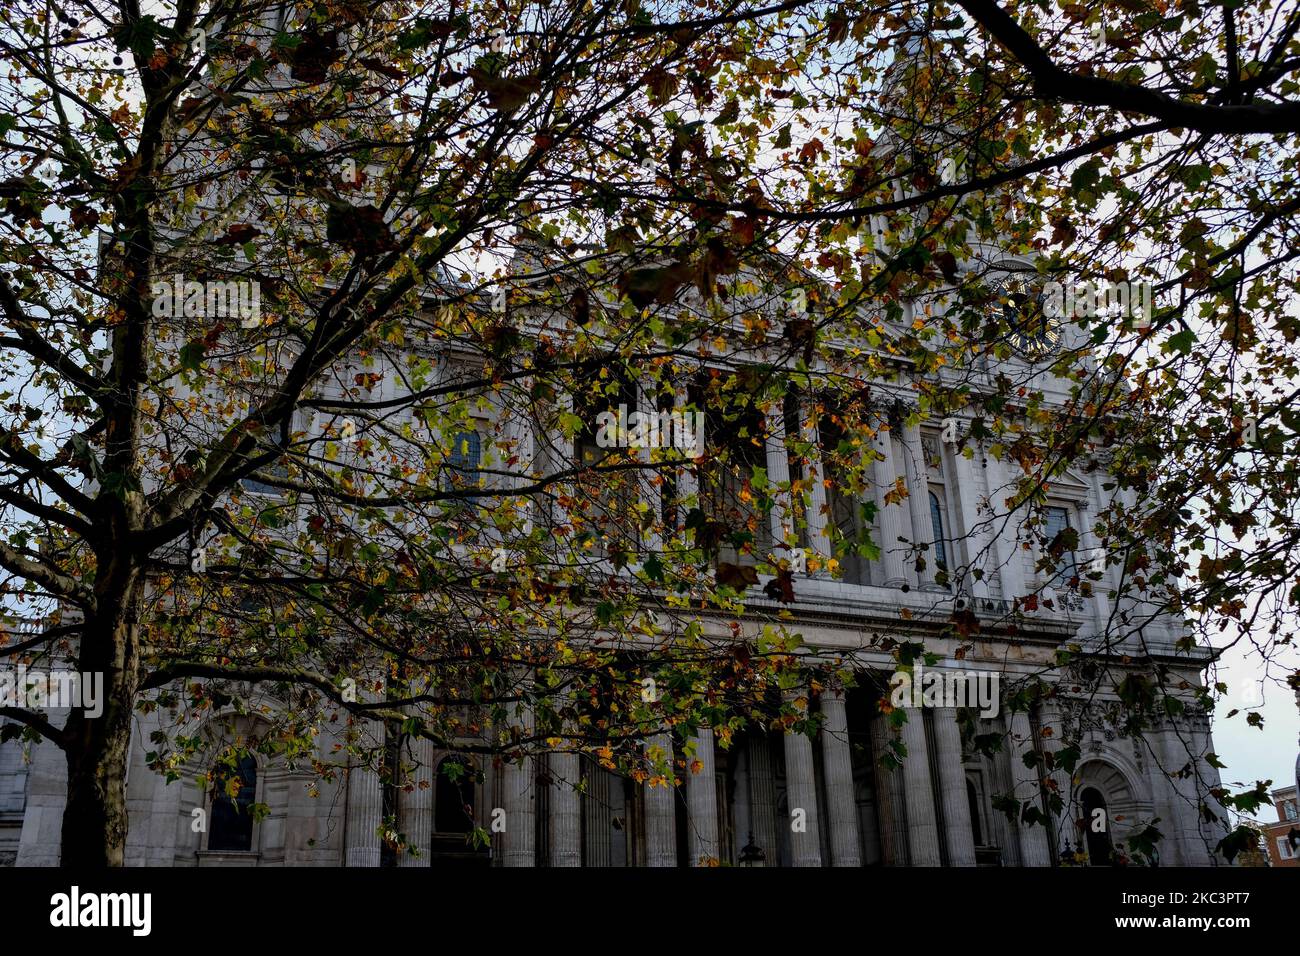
(1081, 787), (1113, 866)
(928, 491), (947, 568)
(208, 753), (257, 852)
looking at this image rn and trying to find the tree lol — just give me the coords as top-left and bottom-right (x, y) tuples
(0, 0), (1293, 867)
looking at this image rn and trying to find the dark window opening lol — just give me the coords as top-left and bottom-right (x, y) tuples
(208, 754), (257, 852)
(572, 376), (641, 557)
(434, 757), (476, 834)
(929, 491), (948, 570)
(818, 404), (874, 584)
(1044, 505), (1079, 589)
(966, 778), (984, 846)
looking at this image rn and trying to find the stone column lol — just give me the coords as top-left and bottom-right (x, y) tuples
(819, 684), (862, 866)
(549, 750), (582, 867)
(584, 763), (613, 867)
(798, 401), (833, 562)
(932, 708), (977, 866)
(873, 429), (910, 588)
(870, 714), (908, 865)
(686, 727), (720, 865)
(1038, 697), (1072, 859)
(1119, 487), (1173, 645)
(950, 445), (994, 600)
(644, 732), (677, 866)
(345, 758), (383, 867)
(14, 727), (68, 866)
(900, 711), (942, 865)
(1008, 708), (1052, 866)
(1188, 710), (1228, 864)
(636, 378), (664, 557)
(125, 706), (180, 866)
(764, 404), (798, 557)
(988, 457), (1026, 605)
(548, 688), (582, 867)
(748, 734), (779, 862)
(398, 734), (435, 867)
(345, 676), (385, 868)
(901, 421), (937, 589)
(986, 715), (1022, 866)
(783, 687), (823, 866)
(1081, 473), (1113, 625)
(673, 390), (700, 551)
(500, 685), (536, 867)
(1153, 716), (1211, 866)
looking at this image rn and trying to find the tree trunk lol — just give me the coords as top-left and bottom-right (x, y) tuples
(60, 566), (142, 867)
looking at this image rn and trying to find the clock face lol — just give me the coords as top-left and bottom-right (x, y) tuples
(997, 279), (1060, 358)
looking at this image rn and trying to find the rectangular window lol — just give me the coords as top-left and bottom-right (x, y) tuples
(442, 429), (484, 507)
(241, 456), (290, 496)
(820, 405), (871, 585)
(447, 430), (482, 476)
(697, 389), (771, 567)
(1043, 505), (1079, 588)
(572, 377), (641, 558)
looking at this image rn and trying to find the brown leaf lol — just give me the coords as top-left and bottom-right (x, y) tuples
(716, 563), (760, 590)
(467, 68), (540, 113)
(730, 216), (758, 246)
(617, 261), (694, 309)
(212, 223), (261, 246)
(569, 286), (590, 325)
(763, 568), (795, 603)
(359, 57), (406, 81)
(288, 31), (343, 84)
(935, 250), (958, 283)
(326, 204), (397, 256)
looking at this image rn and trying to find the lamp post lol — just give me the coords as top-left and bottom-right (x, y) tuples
(739, 833), (766, 867)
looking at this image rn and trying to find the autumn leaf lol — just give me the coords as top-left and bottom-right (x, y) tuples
(715, 563), (760, 590)
(467, 68), (540, 113)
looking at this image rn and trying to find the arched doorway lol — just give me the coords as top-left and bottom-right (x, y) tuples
(1080, 786), (1113, 866)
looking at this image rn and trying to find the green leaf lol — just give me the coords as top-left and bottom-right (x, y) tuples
(179, 341), (205, 372)
(1166, 328), (1195, 354)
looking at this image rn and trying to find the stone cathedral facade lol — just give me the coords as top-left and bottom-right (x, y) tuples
(2, 259), (1228, 867)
